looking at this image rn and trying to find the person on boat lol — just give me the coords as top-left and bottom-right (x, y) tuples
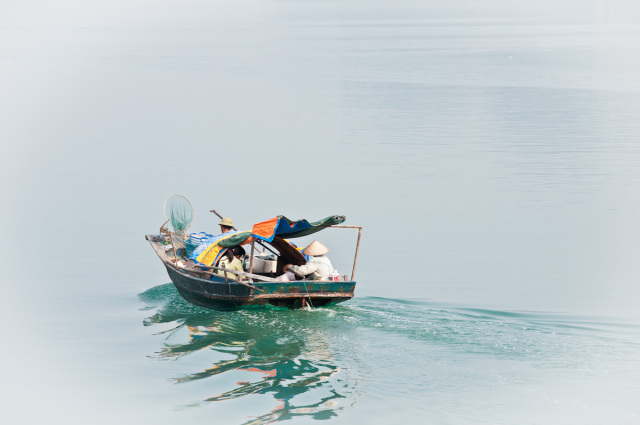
(275, 270), (296, 282)
(284, 241), (333, 281)
(217, 246), (245, 280)
(219, 217), (234, 234)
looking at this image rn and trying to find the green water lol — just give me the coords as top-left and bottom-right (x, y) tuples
(131, 286), (640, 424)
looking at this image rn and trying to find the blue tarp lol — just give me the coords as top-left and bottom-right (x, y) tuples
(189, 230), (242, 261)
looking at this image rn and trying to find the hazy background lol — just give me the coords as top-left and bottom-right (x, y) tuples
(1, 1), (640, 424)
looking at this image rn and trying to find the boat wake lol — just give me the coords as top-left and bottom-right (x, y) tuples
(138, 285), (640, 424)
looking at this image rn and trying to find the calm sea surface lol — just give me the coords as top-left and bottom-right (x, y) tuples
(2, 2), (640, 424)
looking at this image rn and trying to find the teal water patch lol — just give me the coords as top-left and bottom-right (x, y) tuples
(337, 297), (640, 366)
(138, 285), (359, 423)
(138, 287), (640, 424)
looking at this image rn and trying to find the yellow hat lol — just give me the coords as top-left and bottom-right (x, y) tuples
(219, 217), (234, 227)
(302, 241), (329, 256)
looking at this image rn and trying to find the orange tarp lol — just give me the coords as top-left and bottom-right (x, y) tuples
(251, 217), (279, 240)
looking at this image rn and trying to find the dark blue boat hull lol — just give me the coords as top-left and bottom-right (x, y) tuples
(165, 263), (355, 310)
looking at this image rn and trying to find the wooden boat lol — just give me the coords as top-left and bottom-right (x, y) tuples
(146, 209), (362, 310)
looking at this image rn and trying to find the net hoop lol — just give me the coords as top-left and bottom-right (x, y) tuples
(163, 194), (194, 234)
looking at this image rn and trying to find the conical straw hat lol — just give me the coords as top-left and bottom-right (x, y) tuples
(302, 241), (329, 256)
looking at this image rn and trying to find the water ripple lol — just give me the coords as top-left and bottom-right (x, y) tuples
(139, 286), (640, 423)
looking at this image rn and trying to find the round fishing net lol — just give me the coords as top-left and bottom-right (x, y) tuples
(163, 195), (194, 235)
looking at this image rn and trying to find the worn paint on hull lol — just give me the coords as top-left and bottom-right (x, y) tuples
(165, 262), (355, 310)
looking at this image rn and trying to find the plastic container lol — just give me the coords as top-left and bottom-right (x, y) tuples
(185, 239), (199, 257)
(251, 256), (277, 273)
(189, 232), (213, 245)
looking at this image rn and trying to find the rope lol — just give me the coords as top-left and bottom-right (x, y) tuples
(302, 282), (314, 309)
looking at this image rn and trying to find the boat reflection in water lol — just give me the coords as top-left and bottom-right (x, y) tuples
(140, 284), (358, 423)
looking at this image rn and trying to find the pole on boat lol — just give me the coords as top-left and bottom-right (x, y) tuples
(330, 225), (363, 282)
(168, 232), (178, 265)
(256, 240), (277, 256)
(248, 239), (256, 283)
(210, 209), (237, 231)
(159, 219), (170, 234)
(351, 228), (362, 281)
(209, 210), (264, 254)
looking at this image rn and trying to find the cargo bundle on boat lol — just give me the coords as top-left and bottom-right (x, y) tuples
(146, 195), (362, 310)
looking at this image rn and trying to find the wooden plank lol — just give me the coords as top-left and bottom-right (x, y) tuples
(183, 262), (279, 283)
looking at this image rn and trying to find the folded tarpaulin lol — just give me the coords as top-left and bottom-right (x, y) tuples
(215, 215), (346, 248)
(193, 215), (346, 266)
(251, 215), (346, 242)
(190, 230), (243, 264)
